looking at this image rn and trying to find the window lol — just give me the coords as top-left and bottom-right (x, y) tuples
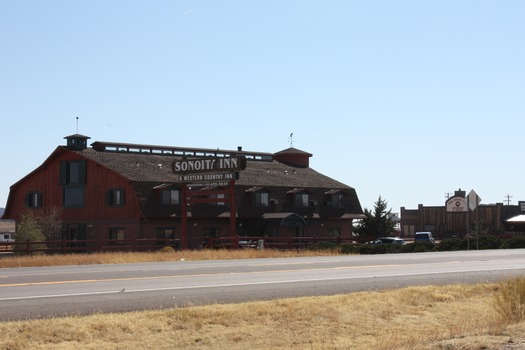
(254, 192), (270, 207)
(294, 192), (309, 207)
(331, 193), (345, 208)
(328, 228), (341, 237)
(25, 192), (42, 208)
(60, 160), (86, 208)
(156, 228), (176, 246)
(161, 189), (180, 205)
(109, 228), (125, 245)
(63, 224), (86, 248)
(60, 160), (86, 185)
(63, 187), (84, 208)
(107, 189), (125, 207)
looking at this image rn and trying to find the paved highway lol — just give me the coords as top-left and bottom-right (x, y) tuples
(1, 249), (525, 321)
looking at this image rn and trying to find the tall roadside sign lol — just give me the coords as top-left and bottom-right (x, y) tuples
(172, 156), (246, 249)
(467, 189), (481, 250)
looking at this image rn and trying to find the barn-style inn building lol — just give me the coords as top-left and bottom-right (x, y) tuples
(2, 135), (364, 250)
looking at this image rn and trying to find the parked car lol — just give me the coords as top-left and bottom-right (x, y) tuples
(239, 239), (257, 249)
(369, 237), (406, 245)
(414, 232), (435, 244)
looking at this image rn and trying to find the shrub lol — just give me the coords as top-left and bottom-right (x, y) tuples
(308, 241), (340, 251)
(475, 235), (503, 250)
(500, 236), (525, 249)
(493, 278), (525, 323)
(157, 246), (176, 253)
(435, 238), (463, 251)
(14, 215), (47, 255)
(340, 244), (359, 254)
(402, 242), (434, 253)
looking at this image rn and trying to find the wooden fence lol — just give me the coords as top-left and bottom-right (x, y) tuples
(0, 235), (357, 255)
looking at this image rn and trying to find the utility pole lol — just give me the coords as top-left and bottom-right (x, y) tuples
(504, 194), (513, 205)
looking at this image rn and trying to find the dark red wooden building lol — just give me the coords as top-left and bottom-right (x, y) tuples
(2, 135), (364, 249)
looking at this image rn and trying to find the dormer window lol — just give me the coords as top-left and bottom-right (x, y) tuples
(246, 187), (270, 207)
(254, 192), (270, 207)
(331, 193), (344, 208)
(294, 192), (309, 207)
(288, 188), (310, 208)
(161, 189), (180, 205)
(325, 189), (346, 208)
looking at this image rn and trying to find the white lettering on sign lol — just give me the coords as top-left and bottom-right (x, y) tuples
(172, 157), (242, 174)
(180, 173), (236, 182)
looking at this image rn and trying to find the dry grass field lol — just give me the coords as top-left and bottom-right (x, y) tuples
(1, 250), (525, 349)
(0, 248), (343, 268)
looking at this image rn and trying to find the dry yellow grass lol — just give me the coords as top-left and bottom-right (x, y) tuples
(0, 283), (524, 350)
(2, 251), (525, 349)
(0, 248), (342, 268)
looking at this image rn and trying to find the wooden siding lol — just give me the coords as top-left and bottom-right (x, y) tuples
(6, 149), (142, 223)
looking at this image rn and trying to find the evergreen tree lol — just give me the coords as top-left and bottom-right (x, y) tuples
(354, 196), (396, 238)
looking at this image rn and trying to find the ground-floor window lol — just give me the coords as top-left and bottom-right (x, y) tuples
(156, 228), (176, 246)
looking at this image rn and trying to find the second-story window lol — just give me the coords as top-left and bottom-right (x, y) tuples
(254, 192), (269, 207)
(107, 189), (125, 207)
(294, 192), (309, 207)
(60, 160), (86, 185)
(331, 193), (345, 208)
(25, 192), (42, 208)
(60, 160), (86, 208)
(161, 189), (180, 205)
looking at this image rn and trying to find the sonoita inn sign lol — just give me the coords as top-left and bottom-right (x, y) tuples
(2, 134), (365, 249)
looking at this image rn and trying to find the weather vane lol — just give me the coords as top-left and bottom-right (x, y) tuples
(288, 133), (294, 147)
(76, 117), (79, 133)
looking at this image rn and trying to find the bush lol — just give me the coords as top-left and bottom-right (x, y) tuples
(475, 235), (503, 250)
(340, 244), (359, 254)
(14, 215), (47, 255)
(435, 238), (463, 251)
(308, 241), (341, 251)
(157, 246), (176, 253)
(402, 242), (434, 253)
(493, 278), (525, 323)
(500, 236), (525, 249)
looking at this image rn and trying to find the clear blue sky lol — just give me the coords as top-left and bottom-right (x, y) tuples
(1, 1), (524, 213)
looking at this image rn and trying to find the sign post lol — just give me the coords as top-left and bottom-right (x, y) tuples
(467, 190), (481, 250)
(173, 156), (246, 250)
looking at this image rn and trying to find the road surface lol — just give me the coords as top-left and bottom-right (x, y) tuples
(1, 249), (524, 321)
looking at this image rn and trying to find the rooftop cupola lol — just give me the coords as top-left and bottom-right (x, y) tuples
(64, 134), (91, 151)
(273, 147), (312, 168)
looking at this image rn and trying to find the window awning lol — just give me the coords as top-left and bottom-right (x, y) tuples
(245, 187), (264, 193)
(153, 183), (177, 189)
(287, 188), (305, 194)
(506, 214), (525, 223)
(324, 189), (343, 195)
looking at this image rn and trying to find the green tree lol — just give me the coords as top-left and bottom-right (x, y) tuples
(354, 196), (396, 238)
(14, 214), (47, 255)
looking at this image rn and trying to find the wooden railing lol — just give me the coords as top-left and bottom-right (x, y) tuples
(206, 235), (354, 250)
(0, 238), (181, 255)
(0, 235), (358, 254)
